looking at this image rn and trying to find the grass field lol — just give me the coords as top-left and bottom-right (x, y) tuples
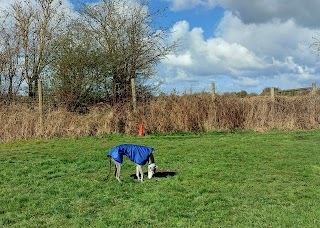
(1, 130), (320, 227)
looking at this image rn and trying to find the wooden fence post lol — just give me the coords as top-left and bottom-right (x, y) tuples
(312, 82), (317, 93)
(270, 87), (275, 128)
(131, 78), (137, 112)
(38, 79), (43, 131)
(311, 82), (317, 126)
(211, 82), (215, 99)
(270, 87), (275, 100)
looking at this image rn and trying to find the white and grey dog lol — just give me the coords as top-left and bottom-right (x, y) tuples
(107, 144), (157, 182)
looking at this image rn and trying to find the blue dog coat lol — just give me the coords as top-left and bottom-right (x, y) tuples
(107, 144), (154, 165)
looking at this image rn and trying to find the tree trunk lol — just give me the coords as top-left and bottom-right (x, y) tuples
(28, 80), (34, 98)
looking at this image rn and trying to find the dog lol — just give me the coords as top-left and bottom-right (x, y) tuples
(107, 144), (157, 182)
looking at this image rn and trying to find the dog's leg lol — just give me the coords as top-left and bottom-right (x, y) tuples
(136, 165), (143, 182)
(115, 163), (122, 182)
(136, 165), (141, 181)
(110, 158), (122, 182)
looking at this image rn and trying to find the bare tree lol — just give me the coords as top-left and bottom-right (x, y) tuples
(0, 13), (22, 99)
(80, 0), (176, 103)
(0, 50), (4, 96)
(0, 39), (4, 95)
(6, 0), (65, 98)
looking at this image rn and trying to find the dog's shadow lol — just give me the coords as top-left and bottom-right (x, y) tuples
(130, 171), (177, 179)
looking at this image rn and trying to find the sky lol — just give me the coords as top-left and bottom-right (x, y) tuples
(1, 0), (320, 94)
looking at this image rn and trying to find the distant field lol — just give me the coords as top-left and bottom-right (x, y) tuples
(1, 131), (320, 227)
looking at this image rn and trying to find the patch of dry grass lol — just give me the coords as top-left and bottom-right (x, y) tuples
(1, 93), (320, 141)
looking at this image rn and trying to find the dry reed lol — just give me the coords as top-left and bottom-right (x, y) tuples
(1, 93), (320, 142)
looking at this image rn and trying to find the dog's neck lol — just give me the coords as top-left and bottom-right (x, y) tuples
(148, 153), (155, 164)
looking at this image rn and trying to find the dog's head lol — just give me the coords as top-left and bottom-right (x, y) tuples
(148, 163), (157, 179)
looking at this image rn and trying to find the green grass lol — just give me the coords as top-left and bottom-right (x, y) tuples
(1, 130), (320, 227)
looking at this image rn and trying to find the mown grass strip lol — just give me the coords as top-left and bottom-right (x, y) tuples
(1, 131), (320, 227)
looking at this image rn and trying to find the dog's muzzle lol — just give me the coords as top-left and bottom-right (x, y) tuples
(148, 163), (157, 179)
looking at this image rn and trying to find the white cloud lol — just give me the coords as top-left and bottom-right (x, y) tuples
(215, 12), (316, 63)
(0, 0), (11, 10)
(165, 0), (204, 11)
(159, 11), (320, 93)
(215, 12), (320, 78)
(166, 20), (265, 76)
(233, 77), (260, 87)
(215, 0), (320, 28)
(163, 52), (193, 67)
(167, 0), (320, 28)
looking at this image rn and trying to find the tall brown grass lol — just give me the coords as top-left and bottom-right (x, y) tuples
(1, 93), (319, 141)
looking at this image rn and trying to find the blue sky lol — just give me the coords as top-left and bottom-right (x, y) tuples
(2, 0), (320, 94)
(70, 0), (225, 40)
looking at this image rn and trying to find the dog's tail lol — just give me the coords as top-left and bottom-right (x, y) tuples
(106, 155), (112, 181)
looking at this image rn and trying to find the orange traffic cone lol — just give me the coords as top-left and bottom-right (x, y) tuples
(138, 124), (144, 136)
